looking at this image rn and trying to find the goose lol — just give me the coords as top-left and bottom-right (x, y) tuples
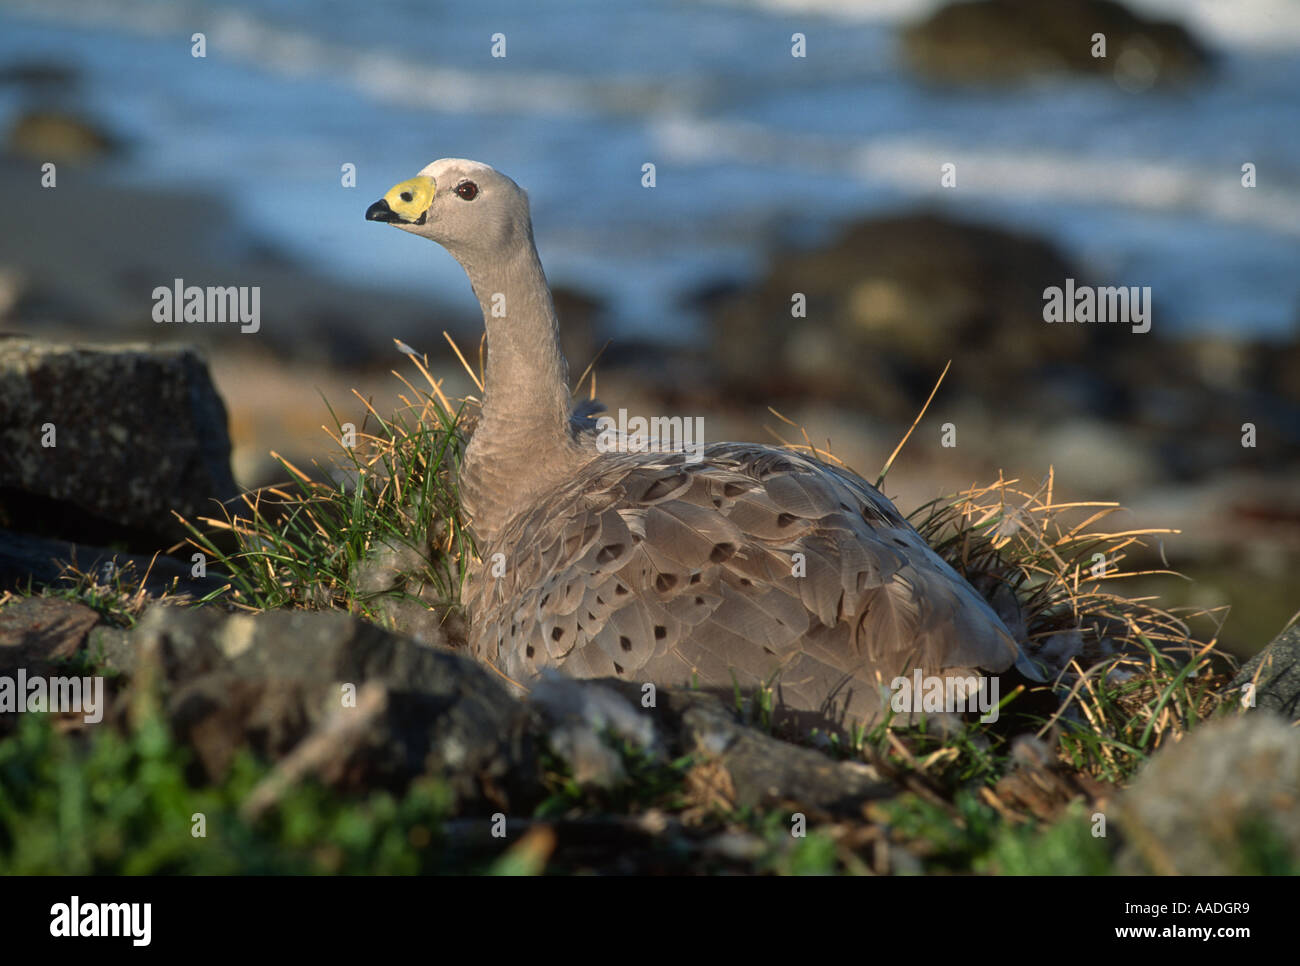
(366, 159), (1041, 732)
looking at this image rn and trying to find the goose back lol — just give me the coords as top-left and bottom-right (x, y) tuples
(465, 441), (1021, 728)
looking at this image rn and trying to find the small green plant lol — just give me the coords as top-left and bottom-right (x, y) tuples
(535, 736), (694, 817)
(5, 556), (180, 629)
(1047, 633), (1229, 784)
(908, 471), (1228, 782)
(0, 711), (459, 874)
(179, 353), (473, 629)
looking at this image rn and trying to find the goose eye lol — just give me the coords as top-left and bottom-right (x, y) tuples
(455, 181), (479, 201)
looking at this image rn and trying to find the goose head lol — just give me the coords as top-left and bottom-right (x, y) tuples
(365, 158), (534, 262)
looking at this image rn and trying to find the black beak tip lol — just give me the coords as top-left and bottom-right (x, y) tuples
(366, 199), (400, 223)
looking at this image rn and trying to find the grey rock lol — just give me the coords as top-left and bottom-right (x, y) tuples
(597, 682), (895, 815)
(1231, 622), (1300, 723)
(901, 0), (1210, 88)
(676, 692), (892, 813)
(126, 605), (538, 811)
(0, 596), (100, 674)
(0, 596), (103, 734)
(0, 528), (227, 598)
(709, 213), (1106, 420)
(92, 602), (909, 817)
(1117, 713), (1300, 874)
(530, 670), (662, 790)
(0, 339), (238, 545)
(87, 625), (134, 676)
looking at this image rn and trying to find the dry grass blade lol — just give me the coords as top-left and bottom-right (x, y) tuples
(444, 330), (483, 394)
(876, 359), (950, 488)
(910, 473), (1230, 780)
(571, 339), (612, 401)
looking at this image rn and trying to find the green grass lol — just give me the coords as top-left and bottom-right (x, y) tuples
(4, 556), (173, 631)
(0, 711), (458, 875)
(178, 369), (473, 632)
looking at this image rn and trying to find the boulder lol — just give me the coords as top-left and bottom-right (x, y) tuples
(0, 528), (227, 597)
(0, 339), (238, 547)
(1117, 713), (1300, 874)
(708, 213), (1111, 419)
(0, 596), (106, 736)
(589, 680), (896, 816)
(901, 0), (1210, 88)
(1231, 621), (1300, 723)
(0, 596), (100, 676)
(121, 605), (539, 812)
(94, 604), (902, 818)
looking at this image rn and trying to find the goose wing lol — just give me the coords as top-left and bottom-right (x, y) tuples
(468, 442), (1027, 724)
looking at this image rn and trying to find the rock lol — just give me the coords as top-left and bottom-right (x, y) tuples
(124, 605), (538, 811)
(0, 339), (238, 547)
(4, 109), (120, 163)
(1231, 622), (1300, 722)
(0, 596), (100, 675)
(709, 213), (1114, 420)
(111, 600), (901, 816)
(1117, 713), (1300, 874)
(87, 624), (134, 676)
(677, 695), (891, 814)
(589, 682), (895, 815)
(0, 597), (104, 735)
(530, 670), (663, 790)
(532, 675), (897, 814)
(901, 0), (1210, 88)
(0, 528), (228, 597)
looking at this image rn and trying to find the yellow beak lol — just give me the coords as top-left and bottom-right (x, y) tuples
(365, 175), (436, 224)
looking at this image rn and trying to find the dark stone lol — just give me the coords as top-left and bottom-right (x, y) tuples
(590, 680), (894, 815)
(1231, 622), (1300, 723)
(0, 528), (228, 597)
(676, 691), (892, 814)
(0, 339), (238, 547)
(709, 213), (1110, 419)
(0, 596), (100, 674)
(902, 0), (1211, 87)
(84, 605), (913, 818)
(125, 605), (539, 811)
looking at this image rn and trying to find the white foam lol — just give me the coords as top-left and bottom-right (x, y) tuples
(1127, 0), (1300, 52)
(0, 0), (673, 118)
(654, 116), (1300, 237)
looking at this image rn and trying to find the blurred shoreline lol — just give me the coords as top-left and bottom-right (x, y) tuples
(2, 0), (1299, 341)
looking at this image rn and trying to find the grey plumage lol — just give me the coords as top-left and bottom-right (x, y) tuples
(367, 158), (1040, 732)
